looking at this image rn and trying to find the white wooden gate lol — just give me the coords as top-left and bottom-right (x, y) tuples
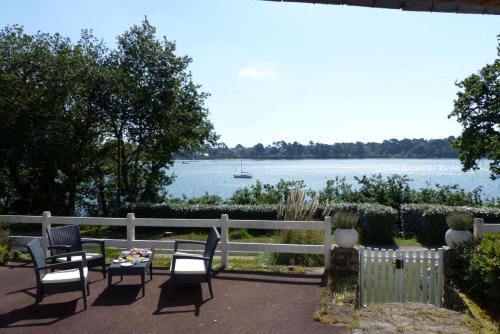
(359, 247), (443, 307)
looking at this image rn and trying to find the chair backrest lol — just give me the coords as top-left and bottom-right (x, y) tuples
(204, 227), (221, 263)
(47, 225), (83, 253)
(26, 239), (47, 277)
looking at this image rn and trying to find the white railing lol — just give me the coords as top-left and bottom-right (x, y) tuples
(473, 218), (500, 238)
(0, 212), (332, 269)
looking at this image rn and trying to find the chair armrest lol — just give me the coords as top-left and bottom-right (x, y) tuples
(47, 246), (75, 262)
(174, 239), (207, 252)
(82, 239), (105, 256)
(48, 245), (72, 253)
(46, 251), (88, 266)
(36, 258), (86, 272)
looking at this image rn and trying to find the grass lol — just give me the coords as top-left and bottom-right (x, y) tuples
(393, 237), (424, 248)
(314, 272), (357, 326)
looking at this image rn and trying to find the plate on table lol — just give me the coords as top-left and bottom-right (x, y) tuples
(120, 262), (134, 267)
(112, 259), (125, 263)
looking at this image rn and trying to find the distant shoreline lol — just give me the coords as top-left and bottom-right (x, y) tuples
(174, 157), (462, 162)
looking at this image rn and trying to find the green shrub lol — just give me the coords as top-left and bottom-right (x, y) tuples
(270, 229), (324, 266)
(120, 202), (277, 220)
(229, 229), (252, 240)
(401, 204), (500, 241)
(120, 203), (277, 236)
(419, 212), (448, 246)
(467, 235), (500, 310)
(356, 204), (397, 245)
(454, 236), (500, 313)
(0, 227), (12, 264)
(332, 212), (358, 229)
(120, 201), (396, 246)
(446, 213), (473, 230)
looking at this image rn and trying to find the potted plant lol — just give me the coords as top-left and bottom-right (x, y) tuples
(333, 212), (358, 248)
(445, 213), (473, 248)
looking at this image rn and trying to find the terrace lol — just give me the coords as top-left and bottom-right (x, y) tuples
(0, 263), (342, 334)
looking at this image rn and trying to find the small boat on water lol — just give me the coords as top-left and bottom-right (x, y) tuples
(234, 160), (252, 179)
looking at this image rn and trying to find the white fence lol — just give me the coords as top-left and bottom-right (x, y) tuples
(0, 212), (332, 269)
(474, 218), (500, 237)
(359, 246), (444, 307)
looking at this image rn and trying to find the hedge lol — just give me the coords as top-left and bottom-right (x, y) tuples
(400, 204), (500, 245)
(120, 203), (278, 220)
(121, 202), (398, 244)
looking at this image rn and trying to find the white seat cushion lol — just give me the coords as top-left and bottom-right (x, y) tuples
(56, 253), (100, 262)
(42, 267), (88, 284)
(171, 258), (207, 275)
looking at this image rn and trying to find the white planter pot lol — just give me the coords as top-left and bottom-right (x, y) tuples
(445, 228), (472, 248)
(334, 228), (358, 248)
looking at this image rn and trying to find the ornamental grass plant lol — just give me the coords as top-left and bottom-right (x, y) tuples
(446, 213), (474, 230)
(271, 189), (326, 266)
(332, 212), (358, 229)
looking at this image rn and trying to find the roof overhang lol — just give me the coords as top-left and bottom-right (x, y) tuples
(265, 0), (500, 15)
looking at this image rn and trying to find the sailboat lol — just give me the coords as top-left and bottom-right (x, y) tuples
(233, 160), (252, 179)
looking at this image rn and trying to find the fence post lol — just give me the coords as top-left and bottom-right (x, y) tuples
(324, 216), (332, 270)
(220, 214), (229, 268)
(126, 213), (135, 249)
(41, 211), (51, 255)
(473, 218), (484, 238)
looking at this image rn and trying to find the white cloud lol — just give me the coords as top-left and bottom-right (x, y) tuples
(239, 65), (277, 79)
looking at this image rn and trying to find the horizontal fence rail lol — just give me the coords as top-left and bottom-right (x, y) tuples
(0, 212), (332, 269)
(474, 218), (500, 238)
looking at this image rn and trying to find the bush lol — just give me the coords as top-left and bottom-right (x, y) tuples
(120, 202), (277, 220)
(446, 213), (473, 230)
(318, 203), (397, 244)
(467, 235), (500, 310)
(269, 230), (324, 266)
(121, 201), (397, 246)
(0, 226), (12, 264)
(229, 229), (252, 240)
(332, 212), (358, 229)
(401, 204), (500, 242)
(356, 204), (398, 245)
(454, 235), (500, 313)
(419, 211), (448, 246)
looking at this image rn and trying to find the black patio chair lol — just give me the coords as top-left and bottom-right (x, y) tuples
(25, 239), (89, 310)
(170, 227), (221, 298)
(46, 224), (106, 278)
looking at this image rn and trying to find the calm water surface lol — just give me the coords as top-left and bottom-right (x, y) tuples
(167, 159), (499, 200)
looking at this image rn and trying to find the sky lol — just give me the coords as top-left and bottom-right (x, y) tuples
(0, 0), (498, 147)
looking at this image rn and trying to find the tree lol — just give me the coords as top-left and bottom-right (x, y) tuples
(449, 37), (500, 180)
(0, 26), (105, 215)
(100, 19), (216, 207)
(0, 20), (217, 215)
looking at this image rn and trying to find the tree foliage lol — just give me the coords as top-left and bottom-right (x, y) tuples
(449, 37), (500, 180)
(0, 20), (216, 215)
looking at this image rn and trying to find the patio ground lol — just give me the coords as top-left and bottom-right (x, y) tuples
(0, 262), (346, 334)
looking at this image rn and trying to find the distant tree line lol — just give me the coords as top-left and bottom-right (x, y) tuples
(177, 138), (459, 160)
